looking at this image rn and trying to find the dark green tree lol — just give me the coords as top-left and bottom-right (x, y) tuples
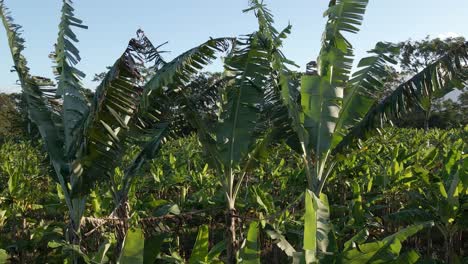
(0, 93), (27, 140)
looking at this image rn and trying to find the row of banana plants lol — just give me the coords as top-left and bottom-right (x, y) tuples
(1, 0), (467, 263)
(1, 127), (466, 263)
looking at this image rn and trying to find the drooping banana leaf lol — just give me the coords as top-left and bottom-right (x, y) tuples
(264, 224), (296, 257)
(336, 42), (468, 152)
(136, 37), (235, 149)
(137, 38), (235, 176)
(112, 38), (235, 203)
(74, 35), (151, 195)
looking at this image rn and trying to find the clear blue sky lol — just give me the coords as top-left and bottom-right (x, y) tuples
(1, 0), (467, 93)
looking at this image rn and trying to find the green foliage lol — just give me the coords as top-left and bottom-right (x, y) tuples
(329, 127), (467, 262)
(342, 42), (468, 145)
(382, 36), (468, 129)
(0, 125), (466, 263)
(1, 0), (467, 263)
(187, 225), (226, 264)
(340, 222), (433, 263)
(143, 235), (165, 264)
(335, 42), (399, 141)
(395, 88), (468, 129)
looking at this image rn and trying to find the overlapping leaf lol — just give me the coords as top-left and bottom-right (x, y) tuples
(301, 75), (341, 159)
(245, 0), (303, 152)
(141, 37), (234, 108)
(216, 34), (270, 169)
(137, 38), (234, 144)
(77, 35), (152, 195)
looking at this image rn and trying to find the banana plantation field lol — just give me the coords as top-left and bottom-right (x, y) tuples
(0, 0), (467, 263)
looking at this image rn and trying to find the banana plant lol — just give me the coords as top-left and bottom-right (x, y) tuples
(262, 0), (468, 261)
(1, 0), (87, 250)
(277, 0), (467, 194)
(1, 0), (233, 258)
(173, 1), (296, 261)
(0, 0), (159, 253)
(178, 36), (268, 262)
(323, 128), (462, 261)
